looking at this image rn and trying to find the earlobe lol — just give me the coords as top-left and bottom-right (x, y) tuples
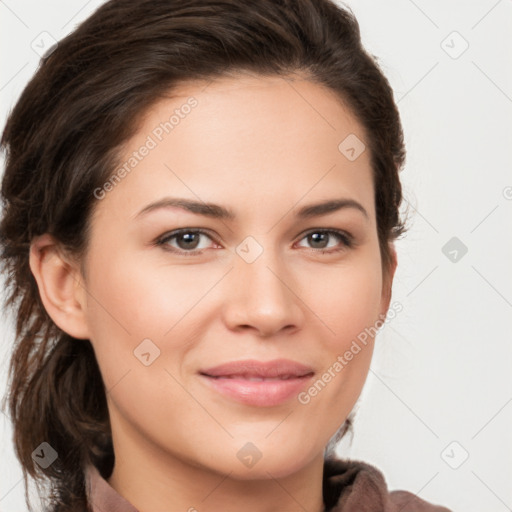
(29, 234), (90, 340)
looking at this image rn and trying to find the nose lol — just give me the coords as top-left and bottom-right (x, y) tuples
(222, 245), (304, 337)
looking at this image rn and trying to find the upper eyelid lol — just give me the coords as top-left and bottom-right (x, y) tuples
(156, 228), (215, 246)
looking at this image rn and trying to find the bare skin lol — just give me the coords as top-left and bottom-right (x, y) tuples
(29, 73), (396, 512)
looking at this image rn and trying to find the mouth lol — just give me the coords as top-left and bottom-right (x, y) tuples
(198, 359), (315, 407)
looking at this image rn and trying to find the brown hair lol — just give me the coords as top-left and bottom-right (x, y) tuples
(0, 0), (406, 510)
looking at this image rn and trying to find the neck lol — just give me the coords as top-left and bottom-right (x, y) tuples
(107, 420), (326, 512)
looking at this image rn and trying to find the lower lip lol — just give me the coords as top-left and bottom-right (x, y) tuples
(199, 374), (314, 407)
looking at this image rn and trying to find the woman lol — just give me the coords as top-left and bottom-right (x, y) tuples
(0, 0), (452, 511)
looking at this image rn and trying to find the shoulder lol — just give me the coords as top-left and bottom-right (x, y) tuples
(323, 457), (452, 512)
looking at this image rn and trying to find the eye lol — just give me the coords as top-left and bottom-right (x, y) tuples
(296, 229), (353, 253)
(155, 227), (353, 257)
(155, 229), (217, 256)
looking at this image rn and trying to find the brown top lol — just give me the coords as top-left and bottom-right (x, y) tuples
(85, 457), (452, 512)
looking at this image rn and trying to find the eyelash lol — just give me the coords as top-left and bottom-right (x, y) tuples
(154, 228), (354, 257)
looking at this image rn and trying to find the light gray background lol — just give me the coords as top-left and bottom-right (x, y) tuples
(1, 1), (511, 511)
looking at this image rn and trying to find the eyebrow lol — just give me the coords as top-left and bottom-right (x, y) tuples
(135, 197), (368, 221)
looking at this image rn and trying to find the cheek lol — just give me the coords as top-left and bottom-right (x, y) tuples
(84, 247), (203, 339)
(81, 248), (173, 388)
(305, 249), (383, 400)
(311, 252), (384, 347)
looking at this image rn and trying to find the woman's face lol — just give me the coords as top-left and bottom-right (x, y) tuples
(80, 74), (394, 479)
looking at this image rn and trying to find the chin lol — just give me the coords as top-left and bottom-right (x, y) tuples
(212, 442), (318, 481)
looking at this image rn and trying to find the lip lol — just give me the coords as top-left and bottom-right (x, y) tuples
(200, 358), (315, 379)
(199, 359), (315, 407)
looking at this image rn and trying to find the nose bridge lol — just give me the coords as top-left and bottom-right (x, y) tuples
(225, 237), (302, 335)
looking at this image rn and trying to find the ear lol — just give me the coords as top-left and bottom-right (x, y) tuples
(29, 234), (90, 340)
(379, 243), (397, 318)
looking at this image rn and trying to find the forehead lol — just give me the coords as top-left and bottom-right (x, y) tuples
(92, 73), (375, 224)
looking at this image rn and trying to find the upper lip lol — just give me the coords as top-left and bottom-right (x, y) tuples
(200, 359), (315, 379)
